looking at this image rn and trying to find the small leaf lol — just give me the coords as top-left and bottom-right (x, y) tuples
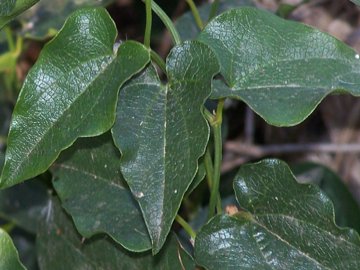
(37, 198), (195, 270)
(112, 41), (219, 253)
(195, 159), (360, 270)
(293, 162), (360, 233)
(0, 7), (150, 188)
(198, 7), (360, 126)
(0, 0), (39, 29)
(0, 228), (26, 270)
(51, 134), (151, 252)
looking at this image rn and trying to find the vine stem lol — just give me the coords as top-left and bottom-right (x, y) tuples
(150, 50), (166, 73)
(185, 0), (204, 30)
(208, 0), (220, 21)
(143, 0), (181, 45)
(144, 0), (152, 48)
(207, 99), (225, 219)
(175, 215), (196, 239)
(204, 148), (222, 214)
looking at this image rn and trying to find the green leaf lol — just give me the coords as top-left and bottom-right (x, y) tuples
(0, 0), (39, 29)
(37, 198), (195, 270)
(198, 7), (360, 126)
(351, 1), (360, 6)
(0, 228), (26, 270)
(0, 7), (150, 188)
(0, 178), (49, 233)
(186, 159), (206, 195)
(51, 134), (151, 252)
(195, 159), (360, 269)
(112, 41), (219, 253)
(0, 0), (16, 16)
(292, 162), (360, 233)
(19, 0), (115, 39)
(175, 0), (254, 41)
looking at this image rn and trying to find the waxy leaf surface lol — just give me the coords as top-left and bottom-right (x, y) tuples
(0, 0), (39, 29)
(37, 198), (195, 270)
(199, 7), (360, 126)
(51, 134), (151, 252)
(195, 159), (360, 269)
(112, 41), (219, 253)
(0, 229), (26, 270)
(0, 8), (150, 188)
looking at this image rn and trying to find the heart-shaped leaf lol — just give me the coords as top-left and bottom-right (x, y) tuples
(0, 0), (39, 29)
(0, 7), (150, 189)
(195, 159), (360, 269)
(112, 41), (219, 253)
(198, 7), (360, 126)
(51, 134), (151, 252)
(37, 198), (195, 270)
(0, 228), (26, 270)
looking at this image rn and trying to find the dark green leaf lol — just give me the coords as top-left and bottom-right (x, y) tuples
(195, 159), (360, 269)
(292, 162), (360, 233)
(0, 228), (26, 270)
(175, 0), (253, 41)
(0, 8), (150, 188)
(51, 134), (151, 252)
(186, 159), (206, 195)
(0, 179), (49, 233)
(19, 0), (115, 39)
(112, 41), (219, 253)
(351, 1), (360, 6)
(199, 7), (360, 126)
(0, 0), (39, 29)
(37, 198), (195, 270)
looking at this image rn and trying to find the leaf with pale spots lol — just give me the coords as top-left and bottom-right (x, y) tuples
(195, 159), (360, 270)
(112, 41), (219, 254)
(0, 7), (150, 188)
(198, 7), (360, 126)
(51, 134), (151, 252)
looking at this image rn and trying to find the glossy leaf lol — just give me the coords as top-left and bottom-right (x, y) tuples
(293, 162), (360, 233)
(112, 41), (219, 253)
(186, 159), (206, 195)
(19, 0), (115, 39)
(195, 159), (360, 269)
(0, 178), (49, 233)
(198, 7), (360, 126)
(0, 7), (150, 188)
(0, 229), (26, 270)
(0, 0), (39, 29)
(51, 134), (151, 252)
(175, 0), (253, 41)
(37, 198), (195, 270)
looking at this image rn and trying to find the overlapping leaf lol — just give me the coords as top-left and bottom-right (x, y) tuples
(195, 159), (360, 269)
(37, 198), (195, 270)
(198, 7), (360, 126)
(0, 7), (150, 188)
(112, 41), (219, 253)
(19, 0), (115, 39)
(51, 134), (151, 252)
(0, 229), (26, 270)
(0, 0), (39, 29)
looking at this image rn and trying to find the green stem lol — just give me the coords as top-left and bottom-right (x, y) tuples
(1, 222), (15, 233)
(208, 99), (224, 220)
(205, 147), (222, 214)
(144, 0), (181, 45)
(5, 27), (15, 51)
(186, 0), (204, 30)
(144, 0), (152, 48)
(208, 0), (220, 21)
(176, 215), (196, 239)
(150, 50), (166, 73)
